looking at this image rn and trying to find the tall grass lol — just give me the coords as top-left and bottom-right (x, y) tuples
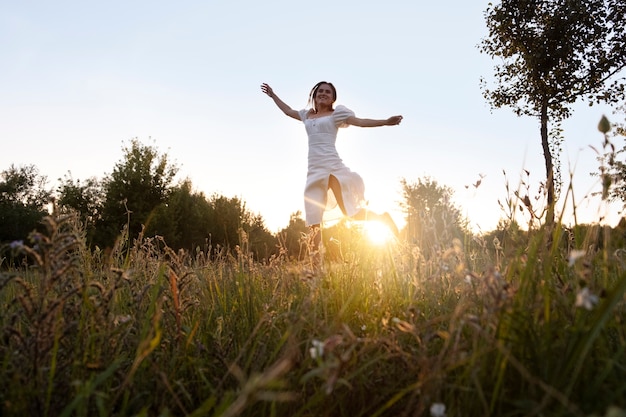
(1, 135), (626, 416)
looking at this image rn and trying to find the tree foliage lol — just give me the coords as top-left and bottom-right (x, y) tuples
(480, 0), (626, 225)
(0, 165), (51, 243)
(603, 108), (626, 206)
(206, 194), (276, 260)
(146, 182), (277, 260)
(400, 177), (467, 255)
(0, 138), (280, 260)
(146, 179), (213, 252)
(96, 138), (178, 247)
(56, 173), (103, 243)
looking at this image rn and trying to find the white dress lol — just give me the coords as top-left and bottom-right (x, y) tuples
(298, 105), (365, 226)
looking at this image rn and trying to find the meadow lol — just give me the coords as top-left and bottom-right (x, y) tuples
(1, 118), (626, 417)
(1, 195), (625, 417)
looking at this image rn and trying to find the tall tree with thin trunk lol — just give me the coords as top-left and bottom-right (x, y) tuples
(480, 0), (626, 225)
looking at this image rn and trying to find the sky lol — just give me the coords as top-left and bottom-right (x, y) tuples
(1, 1), (623, 233)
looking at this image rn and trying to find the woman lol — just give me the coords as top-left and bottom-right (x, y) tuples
(261, 81), (402, 249)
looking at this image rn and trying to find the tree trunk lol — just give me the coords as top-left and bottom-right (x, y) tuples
(540, 99), (555, 226)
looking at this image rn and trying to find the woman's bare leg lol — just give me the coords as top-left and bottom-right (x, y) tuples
(328, 174), (399, 236)
(352, 209), (399, 236)
(328, 175), (348, 216)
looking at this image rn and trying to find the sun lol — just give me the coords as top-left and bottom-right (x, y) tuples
(363, 220), (396, 246)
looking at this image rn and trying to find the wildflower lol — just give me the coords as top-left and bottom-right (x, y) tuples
(9, 240), (24, 250)
(575, 287), (599, 311)
(567, 249), (586, 267)
(309, 339), (324, 359)
(430, 402), (446, 417)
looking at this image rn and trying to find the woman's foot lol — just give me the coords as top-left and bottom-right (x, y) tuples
(382, 212), (399, 237)
(352, 209), (399, 237)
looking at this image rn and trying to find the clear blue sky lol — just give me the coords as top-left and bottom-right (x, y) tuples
(1, 1), (622, 233)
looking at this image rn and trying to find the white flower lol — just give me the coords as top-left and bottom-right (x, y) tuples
(113, 315), (132, 326)
(430, 402), (446, 417)
(567, 249), (586, 267)
(309, 339), (324, 359)
(575, 287), (599, 310)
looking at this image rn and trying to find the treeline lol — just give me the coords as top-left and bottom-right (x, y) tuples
(2, 137), (626, 263)
(0, 139), (283, 260)
(1, 138), (478, 260)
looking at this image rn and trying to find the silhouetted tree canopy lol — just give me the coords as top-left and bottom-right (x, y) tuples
(0, 164), (51, 243)
(206, 194), (276, 260)
(56, 173), (103, 244)
(146, 179), (213, 252)
(96, 138), (178, 248)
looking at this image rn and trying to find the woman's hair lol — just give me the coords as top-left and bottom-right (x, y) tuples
(308, 81), (337, 112)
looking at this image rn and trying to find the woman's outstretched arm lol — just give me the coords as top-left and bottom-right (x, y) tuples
(346, 115), (403, 127)
(261, 83), (301, 120)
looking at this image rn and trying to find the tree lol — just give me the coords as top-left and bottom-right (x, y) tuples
(206, 194), (277, 260)
(146, 179), (214, 252)
(602, 108), (626, 205)
(97, 138), (178, 247)
(400, 177), (467, 255)
(0, 164), (51, 242)
(56, 173), (103, 244)
(480, 0), (626, 225)
(244, 212), (277, 262)
(149, 186), (277, 260)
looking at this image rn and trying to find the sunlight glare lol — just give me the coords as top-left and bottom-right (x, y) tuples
(363, 221), (395, 246)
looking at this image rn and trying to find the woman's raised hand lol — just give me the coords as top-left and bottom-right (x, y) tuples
(386, 115), (403, 126)
(261, 83), (274, 98)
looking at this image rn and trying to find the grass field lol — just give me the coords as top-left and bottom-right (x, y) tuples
(1, 200), (626, 417)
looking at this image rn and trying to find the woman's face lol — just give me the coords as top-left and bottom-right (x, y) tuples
(314, 83), (335, 109)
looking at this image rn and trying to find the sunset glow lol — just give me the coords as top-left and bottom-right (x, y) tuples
(363, 220), (396, 246)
